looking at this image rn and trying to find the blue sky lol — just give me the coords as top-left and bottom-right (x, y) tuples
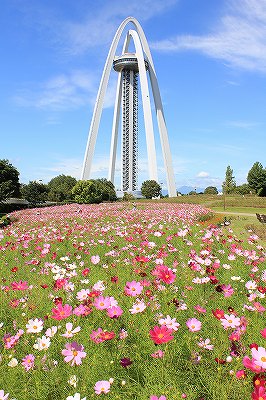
(1, 0), (265, 192)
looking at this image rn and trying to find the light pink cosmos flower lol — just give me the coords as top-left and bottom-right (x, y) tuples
(76, 289), (90, 301)
(150, 396), (167, 400)
(186, 318), (202, 332)
(129, 300), (146, 314)
(91, 255), (100, 265)
(252, 346), (266, 369)
(0, 390), (9, 400)
(220, 314), (241, 329)
(21, 354), (35, 371)
(124, 280), (143, 296)
(61, 322), (81, 338)
(158, 315), (180, 331)
(62, 342), (86, 366)
(197, 338), (214, 350)
(94, 380), (110, 395)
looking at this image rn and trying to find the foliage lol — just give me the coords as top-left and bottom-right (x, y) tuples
(222, 165), (236, 194)
(233, 183), (252, 195)
(247, 162), (266, 195)
(204, 186), (218, 195)
(141, 180), (161, 199)
(47, 175), (77, 202)
(72, 179), (117, 204)
(21, 181), (49, 204)
(0, 159), (20, 201)
(122, 192), (135, 201)
(0, 215), (11, 228)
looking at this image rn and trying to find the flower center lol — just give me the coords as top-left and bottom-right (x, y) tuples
(73, 350), (78, 356)
(261, 356), (266, 362)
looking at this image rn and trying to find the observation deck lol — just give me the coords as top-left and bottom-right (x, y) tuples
(113, 53), (149, 72)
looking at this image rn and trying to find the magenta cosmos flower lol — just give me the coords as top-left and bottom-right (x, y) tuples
(11, 280), (29, 290)
(150, 396), (167, 400)
(149, 325), (174, 345)
(94, 380), (110, 395)
(62, 342), (86, 366)
(124, 280), (143, 296)
(186, 318), (202, 332)
(51, 303), (72, 320)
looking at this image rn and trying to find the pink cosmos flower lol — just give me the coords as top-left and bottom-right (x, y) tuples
(51, 303), (72, 320)
(221, 284), (234, 297)
(252, 386), (266, 400)
(194, 305), (207, 313)
(90, 328), (105, 344)
(62, 342), (86, 366)
(21, 354), (35, 371)
(149, 325), (174, 344)
(11, 280), (29, 290)
(124, 281), (143, 296)
(150, 396), (167, 400)
(151, 349), (165, 358)
(235, 369), (246, 379)
(260, 328), (266, 338)
(93, 296), (111, 310)
(186, 318), (202, 332)
(254, 302), (266, 313)
(94, 380), (110, 395)
(153, 265), (176, 284)
(106, 306), (123, 318)
(220, 314), (241, 329)
(242, 356), (265, 373)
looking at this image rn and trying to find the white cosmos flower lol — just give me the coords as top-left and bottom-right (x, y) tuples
(33, 335), (51, 351)
(26, 318), (43, 333)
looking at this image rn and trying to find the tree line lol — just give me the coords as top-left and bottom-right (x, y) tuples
(0, 159), (266, 207)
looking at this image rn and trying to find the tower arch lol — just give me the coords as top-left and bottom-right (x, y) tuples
(81, 17), (177, 197)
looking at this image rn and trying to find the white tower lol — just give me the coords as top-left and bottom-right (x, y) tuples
(81, 17), (177, 197)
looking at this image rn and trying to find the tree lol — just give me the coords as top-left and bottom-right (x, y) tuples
(223, 165), (236, 194)
(234, 183), (252, 196)
(71, 179), (117, 204)
(21, 181), (48, 204)
(141, 180), (161, 199)
(94, 178), (117, 201)
(47, 175), (77, 202)
(247, 162), (266, 195)
(0, 159), (20, 201)
(204, 186), (218, 195)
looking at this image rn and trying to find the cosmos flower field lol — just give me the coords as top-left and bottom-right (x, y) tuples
(0, 202), (266, 400)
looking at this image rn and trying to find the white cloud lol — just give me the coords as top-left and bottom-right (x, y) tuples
(197, 171), (210, 178)
(151, 0), (266, 73)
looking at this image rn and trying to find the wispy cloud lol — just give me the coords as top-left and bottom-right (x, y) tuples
(14, 70), (98, 111)
(151, 0), (266, 73)
(61, 0), (178, 55)
(225, 120), (260, 129)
